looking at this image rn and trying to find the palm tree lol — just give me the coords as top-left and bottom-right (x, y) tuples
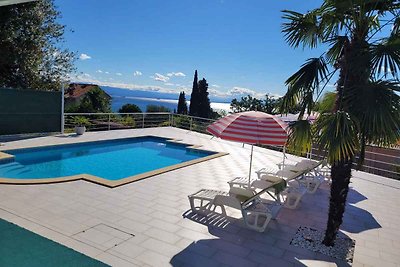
(280, 0), (400, 246)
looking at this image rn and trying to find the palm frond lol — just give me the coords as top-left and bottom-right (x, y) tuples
(282, 10), (322, 49)
(370, 35), (400, 78)
(315, 111), (359, 164)
(367, 14), (381, 32)
(279, 85), (301, 114)
(348, 80), (400, 147)
(322, 0), (353, 15)
(362, 0), (400, 13)
(318, 5), (346, 39)
(286, 57), (330, 90)
(323, 0), (400, 17)
(325, 36), (349, 64)
(287, 120), (313, 155)
(316, 91), (337, 113)
(393, 17), (400, 36)
(280, 57), (329, 115)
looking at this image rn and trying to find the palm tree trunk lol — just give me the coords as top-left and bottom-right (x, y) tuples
(322, 159), (352, 246)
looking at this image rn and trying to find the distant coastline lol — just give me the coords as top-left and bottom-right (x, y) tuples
(110, 95), (231, 113)
(102, 86), (231, 113)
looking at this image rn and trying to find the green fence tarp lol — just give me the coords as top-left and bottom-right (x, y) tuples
(0, 88), (62, 135)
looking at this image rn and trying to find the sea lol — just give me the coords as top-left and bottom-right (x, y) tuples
(102, 86), (231, 113)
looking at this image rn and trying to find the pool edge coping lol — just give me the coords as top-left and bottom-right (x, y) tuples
(0, 135), (229, 188)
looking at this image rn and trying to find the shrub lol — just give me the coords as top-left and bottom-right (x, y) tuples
(73, 116), (90, 127)
(120, 116), (136, 127)
(146, 105), (171, 113)
(119, 103), (141, 114)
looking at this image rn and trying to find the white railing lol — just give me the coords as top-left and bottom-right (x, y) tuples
(307, 148), (400, 180)
(63, 112), (216, 135)
(63, 112), (400, 180)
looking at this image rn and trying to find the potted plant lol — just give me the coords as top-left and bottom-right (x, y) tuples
(73, 116), (90, 135)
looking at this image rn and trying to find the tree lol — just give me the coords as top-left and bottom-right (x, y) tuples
(146, 105), (171, 113)
(314, 92), (336, 114)
(230, 94), (279, 114)
(280, 0), (400, 246)
(188, 70), (213, 118)
(0, 0), (75, 90)
(81, 86), (111, 113)
(177, 91), (188, 115)
(189, 70), (199, 116)
(197, 78), (212, 118)
(274, 97), (302, 114)
(66, 86), (111, 113)
(119, 103), (142, 114)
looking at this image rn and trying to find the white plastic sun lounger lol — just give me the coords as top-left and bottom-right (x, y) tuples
(228, 169), (308, 209)
(268, 159), (326, 193)
(188, 186), (282, 232)
(277, 160), (326, 193)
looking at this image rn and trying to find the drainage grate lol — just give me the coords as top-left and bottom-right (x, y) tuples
(73, 224), (135, 250)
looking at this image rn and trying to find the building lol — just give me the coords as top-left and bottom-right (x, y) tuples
(64, 83), (111, 108)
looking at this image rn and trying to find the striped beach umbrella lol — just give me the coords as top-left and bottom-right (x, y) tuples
(207, 111), (288, 184)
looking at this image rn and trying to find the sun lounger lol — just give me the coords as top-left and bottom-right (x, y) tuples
(256, 169), (308, 209)
(228, 170), (306, 209)
(316, 160), (331, 183)
(188, 186), (282, 232)
(276, 159), (326, 194)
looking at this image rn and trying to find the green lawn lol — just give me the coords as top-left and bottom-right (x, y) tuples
(0, 218), (109, 267)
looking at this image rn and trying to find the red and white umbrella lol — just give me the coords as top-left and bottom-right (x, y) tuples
(207, 111), (288, 184)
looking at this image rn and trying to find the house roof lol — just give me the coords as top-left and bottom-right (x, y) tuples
(65, 83), (111, 99)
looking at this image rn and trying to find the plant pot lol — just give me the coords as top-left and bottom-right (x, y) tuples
(75, 126), (86, 135)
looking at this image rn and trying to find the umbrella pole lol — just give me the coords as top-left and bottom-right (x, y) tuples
(282, 146), (286, 170)
(248, 145), (254, 186)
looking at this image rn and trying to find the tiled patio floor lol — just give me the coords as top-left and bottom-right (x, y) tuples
(0, 127), (399, 267)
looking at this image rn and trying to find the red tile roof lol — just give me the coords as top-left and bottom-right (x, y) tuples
(65, 83), (96, 99)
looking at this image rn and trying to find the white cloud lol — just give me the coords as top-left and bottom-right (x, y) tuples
(208, 86), (279, 99)
(164, 83), (175, 86)
(228, 86), (258, 96)
(72, 75), (179, 94)
(151, 73), (170, 82)
(207, 88), (227, 98)
(116, 73), (122, 76)
(211, 84), (221, 88)
(96, 70), (103, 73)
(79, 53), (91, 60)
(133, 70), (142, 76)
(167, 72), (186, 77)
(105, 71), (110, 74)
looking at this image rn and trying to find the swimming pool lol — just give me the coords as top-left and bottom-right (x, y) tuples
(0, 136), (225, 187)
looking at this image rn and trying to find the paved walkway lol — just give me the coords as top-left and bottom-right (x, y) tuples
(0, 127), (399, 267)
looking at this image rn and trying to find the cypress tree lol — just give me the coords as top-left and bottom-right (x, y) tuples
(189, 70), (199, 116)
(197, 78), (211, 118)
(177, 91), (188, 114)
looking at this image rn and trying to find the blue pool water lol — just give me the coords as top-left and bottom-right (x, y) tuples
(0, 137), (214, 180)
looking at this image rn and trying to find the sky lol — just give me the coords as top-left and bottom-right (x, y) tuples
(56, 0), (327, 100)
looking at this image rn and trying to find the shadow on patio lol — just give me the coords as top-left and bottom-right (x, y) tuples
(172, 209), (353, 267)
(172, 181), (381, 266)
